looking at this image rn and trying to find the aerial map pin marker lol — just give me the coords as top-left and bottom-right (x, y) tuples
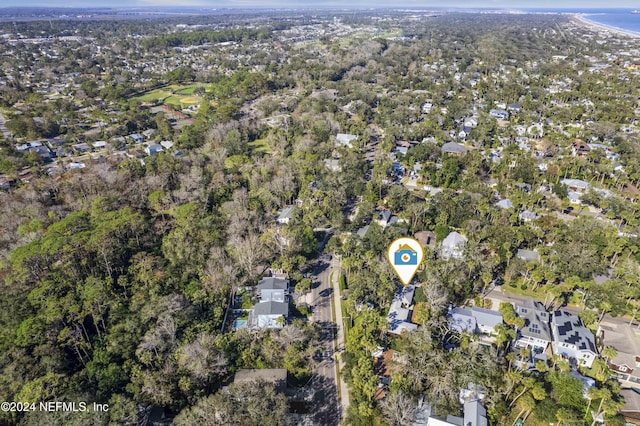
(387, 237), (424, 286)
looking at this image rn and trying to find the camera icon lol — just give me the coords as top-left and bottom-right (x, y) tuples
(394, 246), (418, 265)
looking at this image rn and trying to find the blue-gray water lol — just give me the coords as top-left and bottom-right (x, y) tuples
(525, 8), (640, 34)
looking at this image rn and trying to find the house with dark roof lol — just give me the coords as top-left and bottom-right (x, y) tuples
(551, 310), (598, 368)
(441, 141), (468, 155)
(376, 209), (399, 229)
(514, 300), (552, 353)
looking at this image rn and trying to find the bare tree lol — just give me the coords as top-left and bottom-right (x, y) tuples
(380, 392), (417, 426)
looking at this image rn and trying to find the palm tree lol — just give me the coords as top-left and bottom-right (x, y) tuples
(601, 346), (618, 363)
(512, 394), (536, 425)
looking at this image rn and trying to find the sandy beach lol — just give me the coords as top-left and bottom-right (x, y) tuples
(572, 14), (640, 39)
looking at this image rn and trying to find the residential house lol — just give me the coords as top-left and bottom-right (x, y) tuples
(72, 142), (91, 153)
(324, 158), (341, 172)
(257, 277), (289, 303)
(387, 285), (418, 335)
(145, 143), (163, 155)
(376, 210), (399, 229)
(516, 249), (540, 262)
(598, 323), (640, 388)
(356, 225), (370, 239)
(448, 306), (503, 335)
(514, 300), (552, 354)
(276, 206), (296, 224)
(519, 210), (538, 222)
(335, 133), (358, 148)
(250, 277), (290, 329)
(92, 141), (107, 150)
(561, 178), (590, 193)
(129, 133), (144, 144)
(508, 103), (522, 113)
(160, 140), (174, 150)
(551, 310), (598, 368)
(441, 141), (468, 155)
(28, 145), (52, 159)
(414, 230), (437, 250)
(441, 232), (468, 260)
(496, 198), (513, 209)
(571, 140), (591, 157)
(418, 399), (488, 426)
(489, 109), (509, 120)
(620, 388), (640, 424)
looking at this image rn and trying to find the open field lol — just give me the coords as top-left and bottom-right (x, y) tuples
(132, 83), (206, 107)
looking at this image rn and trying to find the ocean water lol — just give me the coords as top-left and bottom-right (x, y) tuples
(524, 8), (640, 34)
(582, 10), (640, 34)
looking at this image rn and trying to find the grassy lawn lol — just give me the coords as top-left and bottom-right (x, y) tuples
(133, 84), (204, 106)
(501, 281), (549, 300)
(137, 89), (172, 102)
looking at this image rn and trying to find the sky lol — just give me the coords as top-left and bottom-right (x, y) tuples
(0, 0), (637, 8)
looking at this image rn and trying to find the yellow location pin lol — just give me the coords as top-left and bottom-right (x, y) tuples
(387, 237), (424, 286)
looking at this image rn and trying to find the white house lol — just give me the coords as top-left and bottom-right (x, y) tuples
(448, 306), (503, 335)
(335, 133), (358, 148)
(251, 277), (290, 329)
(441, 232), (468, 260)
(551, 310), (598, 368)
(514, 300), (552, 352)
(276, 206), (295, 224)
(387, 285), (418, 335)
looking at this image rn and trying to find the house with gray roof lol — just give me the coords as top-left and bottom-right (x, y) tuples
(441, 232), (468, 260)
(496, 198), (513, 209)
(516, 249), (540, 263)
(417, 399), (487, 426)
(251, 301), (289, 329)
(519, 210), (539, 222)
(448, 306), (503, 335)
(561, 178), (589, 193)
(376, 209), (399, 229)
(598, 323), (640, 388)
(276, 206), (295, 224)
(441, 141), (468, 155)
(514, 300), (552, 352)
(551, 310), (597, 368)
(257, 277), (289, 303)
(250, 277), (290, 329)
(387, 285), (418, 335)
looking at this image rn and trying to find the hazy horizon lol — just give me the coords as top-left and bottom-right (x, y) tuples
(0, 1), (638, 9)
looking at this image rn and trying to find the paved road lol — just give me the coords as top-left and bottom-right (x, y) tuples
(329, 258), (350, 415)
(310, 256), (341, 425)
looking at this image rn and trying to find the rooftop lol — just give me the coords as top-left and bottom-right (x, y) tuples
(552, 310), (597, 353)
